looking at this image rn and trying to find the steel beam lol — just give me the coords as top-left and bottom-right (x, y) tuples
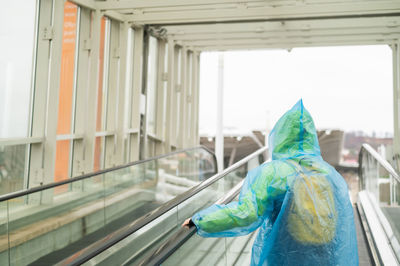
(29, 0), (53, 189)
(164, 39), (175, 152)
(155, 40), (167, 155)
(178, 47), (188, 148)
(42, 0), (65, 187)
(84, 10), (102, 173)
(115, 22), (130, 165)
(129, 27), (144, 161)
(163, 16), (400, 34)
(192, 51), (200, 146)
(193, 39), (397, 51)
(393, 43), (400, 158)
(127, 2), (400, 24)
(73, 7), (91, 176)
(97, 0), (276, 10)
(216, 53), (224, 172)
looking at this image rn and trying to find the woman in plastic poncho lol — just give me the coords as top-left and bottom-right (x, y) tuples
(183, 100), (358, 266)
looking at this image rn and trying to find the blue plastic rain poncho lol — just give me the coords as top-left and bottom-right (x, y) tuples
(192, 100), (358, 266)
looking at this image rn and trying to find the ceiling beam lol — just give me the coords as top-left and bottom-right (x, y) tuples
(70, 0), (96, 10)
(167, 27), (400, 41)
(197, 39), (393, 51)
(96, 0), (267, 10)
(126, 2), (400, 24)
(163, 17), (400, 35)
(103, 10), (129, 22)
(183, 34), (399, 47)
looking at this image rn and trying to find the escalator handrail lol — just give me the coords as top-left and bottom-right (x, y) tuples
(59, 146), (267, 266)
(138, 180), (245, 266)
(0, 145), (216, 202)
(359, 143), (400, 184)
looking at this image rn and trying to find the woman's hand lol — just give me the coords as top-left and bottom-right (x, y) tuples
(182, 218), (192, 229)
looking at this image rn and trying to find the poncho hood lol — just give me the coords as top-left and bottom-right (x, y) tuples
(268, 100), (321, 160)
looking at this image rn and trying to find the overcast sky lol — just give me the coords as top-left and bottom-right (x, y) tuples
(199, 45), (393, 137)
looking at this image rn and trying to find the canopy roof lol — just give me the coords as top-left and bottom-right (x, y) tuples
(73, 0), (400, 50)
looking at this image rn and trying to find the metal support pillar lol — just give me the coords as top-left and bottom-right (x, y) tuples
(392, 43), (400, 167)
(164, 39), (175, 152)
(84, 9), (101, 173)
(216, 53), (224, 172)
(129, 27), (144, 161)
(115, 22), (129, 165)
(155, 40), (167, 155)
(171, 46), (180, 149)
(42, 0), (65, 186)
(29, 0), (55, 188)
(193, 52), (201, 145)
(73, 7), (91, 176)
(104, 20), (120, 167)
(178, 47), (188, 148)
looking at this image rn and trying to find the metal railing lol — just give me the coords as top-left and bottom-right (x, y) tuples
(358, 143), (400, 264)
(359, 143), (399, 207)
(0, 145), (216, 202)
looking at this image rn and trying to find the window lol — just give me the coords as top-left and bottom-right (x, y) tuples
(0, 1), (38, 194)
(54, 1), (79, 184)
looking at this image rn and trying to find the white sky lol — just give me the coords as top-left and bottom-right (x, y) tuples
(199, 45), (393, 137)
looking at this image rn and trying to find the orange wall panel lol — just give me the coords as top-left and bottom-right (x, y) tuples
(54, 1), (77, 183)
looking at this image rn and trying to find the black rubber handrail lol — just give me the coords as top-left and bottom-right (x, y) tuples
(58, 146), (267, 266)
(0, 145), (216, 202)
(138, 180), (245, 266)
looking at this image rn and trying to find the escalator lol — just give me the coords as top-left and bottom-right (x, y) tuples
(46, 147), (266, 266)
(52, 147), (267, 265)
(138, 181), (376, 266)
(0, 146), (219, 266)
(137, 144), (400, 266)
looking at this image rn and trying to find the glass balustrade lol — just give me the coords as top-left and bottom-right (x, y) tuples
(83, 149), (265, 266)
(359, 144), (400, 262)
(0, 147), (216, 265)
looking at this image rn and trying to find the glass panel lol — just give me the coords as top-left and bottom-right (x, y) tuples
(0, 201), (9, 265)
(2, 147), (217, 265)
(146, 37), (158, 135)
(7, 176), (107, 265)
(0, 1), (37, 138)
(103, 160), (157, 225)
(94, 136), (105, 171)
(0, 144), (27, 195)
(361, 148), (400, 262)
(86, 207), (179, 266)
(57, 1), (78, 135)
(164, 234), (226, 266)
(164, 194), (258, 266)
(54, 140), (71, 194)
